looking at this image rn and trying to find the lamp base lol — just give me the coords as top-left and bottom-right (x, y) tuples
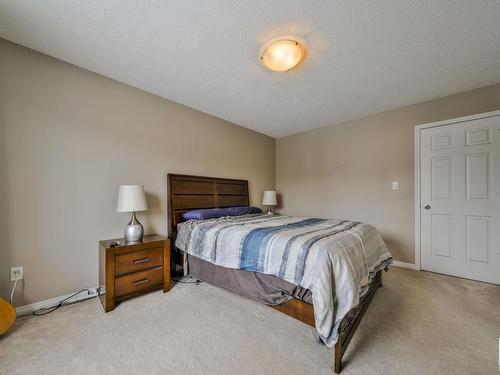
(124, 212), (144, 243)
(266, 207), (274, 214)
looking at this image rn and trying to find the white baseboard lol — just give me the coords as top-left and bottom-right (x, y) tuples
(391, 261), (418, 270)
(15, 287), (99, 317)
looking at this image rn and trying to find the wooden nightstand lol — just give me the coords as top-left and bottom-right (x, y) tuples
(98, 234), (170, 312)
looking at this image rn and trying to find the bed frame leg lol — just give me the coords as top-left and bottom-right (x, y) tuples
(334, 342), (342, 373)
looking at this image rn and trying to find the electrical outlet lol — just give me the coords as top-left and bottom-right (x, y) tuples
(392, 181), (400, 190)
(10, 266), (23, 281)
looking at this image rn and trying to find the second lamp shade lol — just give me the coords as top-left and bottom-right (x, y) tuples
(262, 190), (277, 206)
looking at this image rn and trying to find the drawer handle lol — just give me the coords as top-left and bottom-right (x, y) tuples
(133, 257), (151, 264)
(132, 278), (150, 286)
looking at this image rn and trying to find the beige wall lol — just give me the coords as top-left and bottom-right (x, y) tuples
(276, 83), (500, 263)
(0, 39), (275, 305)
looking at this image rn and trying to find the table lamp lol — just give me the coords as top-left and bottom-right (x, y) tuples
(117, 185), (148, 243)
(262, 190), (277, 214)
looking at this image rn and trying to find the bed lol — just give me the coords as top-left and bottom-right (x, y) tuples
(167, 174), (392, 373)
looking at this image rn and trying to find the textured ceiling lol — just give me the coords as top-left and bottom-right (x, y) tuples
(1, 1), (500, 137)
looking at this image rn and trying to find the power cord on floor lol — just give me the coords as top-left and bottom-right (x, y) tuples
(172, 275), (202, 285)
(14, 276), (198, 318)
(14, 289), (97, 318)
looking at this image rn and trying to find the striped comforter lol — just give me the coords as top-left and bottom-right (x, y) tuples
(175, 214), (392, 347)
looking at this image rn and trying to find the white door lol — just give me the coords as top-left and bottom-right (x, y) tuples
(420, 114), (500, 284)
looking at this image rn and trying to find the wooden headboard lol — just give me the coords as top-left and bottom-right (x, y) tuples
(167, 174), (249, 238)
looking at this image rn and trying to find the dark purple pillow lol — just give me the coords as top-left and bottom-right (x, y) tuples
(182, 208), (232, 220)
(227, 206), (263, 216)
(182, 206), (262, 220)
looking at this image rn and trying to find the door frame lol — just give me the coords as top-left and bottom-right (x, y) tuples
(414, 109), (500, 272)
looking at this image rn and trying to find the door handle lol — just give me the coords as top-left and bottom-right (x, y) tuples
(424, 205), (431, 210)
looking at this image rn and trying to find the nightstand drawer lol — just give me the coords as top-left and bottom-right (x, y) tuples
(115, 267), (164, 298)
(115, 247), (163, 276)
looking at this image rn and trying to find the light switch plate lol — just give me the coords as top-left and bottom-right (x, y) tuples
(392, 181), (400, 190)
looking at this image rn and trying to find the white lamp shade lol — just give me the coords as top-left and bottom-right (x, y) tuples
(262, 190), (277, 206)
(117, 185), (148, 212)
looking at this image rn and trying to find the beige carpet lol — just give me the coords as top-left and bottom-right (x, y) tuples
(1, 267), (499, 374)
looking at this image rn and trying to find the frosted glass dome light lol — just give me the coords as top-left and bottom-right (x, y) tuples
(260, 39), (306, 72)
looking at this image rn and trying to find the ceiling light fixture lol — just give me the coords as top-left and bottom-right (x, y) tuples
(260, 39), (306, 72)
